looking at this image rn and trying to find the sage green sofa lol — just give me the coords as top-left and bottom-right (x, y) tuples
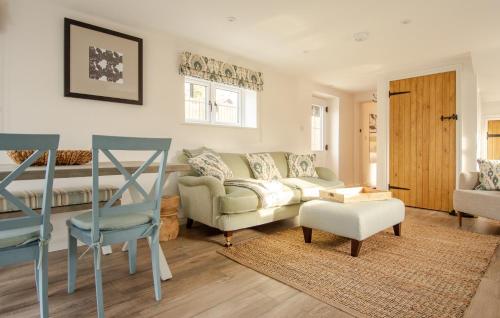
(178, 151), (344, 246)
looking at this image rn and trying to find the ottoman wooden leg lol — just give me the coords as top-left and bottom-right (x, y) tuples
(302, 227), (312, 243)
(393, 223), (401, 236)
(458, 212), (463, 227)
(351, 239), (363, 257)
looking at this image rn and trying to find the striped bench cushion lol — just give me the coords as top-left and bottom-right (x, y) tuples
(0, 185), (118, 213)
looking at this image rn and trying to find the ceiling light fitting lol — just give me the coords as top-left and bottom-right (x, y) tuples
(353, 32), (369, 42)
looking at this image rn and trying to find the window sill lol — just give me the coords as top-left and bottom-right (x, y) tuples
(182, 121), (258, 130)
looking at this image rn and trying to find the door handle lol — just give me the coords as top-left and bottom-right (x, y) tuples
(388, 184), (410, 190)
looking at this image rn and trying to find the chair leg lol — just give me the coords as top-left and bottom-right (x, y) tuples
(93, 246), (105, 318)
(150, 229), (162, 301)
(128, 240), (137, 274)
(38, 243), (49, 318)
(67, 230), (78, 294)
(34, 258), (39, 299)
(458, 211), (463, 227)
(186, 218), (194, 229)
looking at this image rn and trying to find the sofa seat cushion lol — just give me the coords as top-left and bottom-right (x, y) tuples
(281, 177), (344, 201)
(453, 189), (500, 221)
(220, 185), (301, 214)
(70, 210), (152, 231)
(0, 185), (119, 213)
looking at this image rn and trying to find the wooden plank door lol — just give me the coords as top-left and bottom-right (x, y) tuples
(389, 71), (456, 212)
(487, 120), (500, 159)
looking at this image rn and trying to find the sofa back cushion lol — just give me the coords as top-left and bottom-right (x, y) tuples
(218, 152), (289, 179)
(219, 153), (253, 178)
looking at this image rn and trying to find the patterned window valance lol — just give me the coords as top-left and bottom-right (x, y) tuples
(179, 51), (264, 91)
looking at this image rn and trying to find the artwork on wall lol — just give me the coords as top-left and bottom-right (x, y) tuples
(64, 18), (143, 105)
(369, 113), (377, 163)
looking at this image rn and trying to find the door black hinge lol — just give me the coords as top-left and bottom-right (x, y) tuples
(440, 114), (458, 121)
(389, 91), (411, 97)
(388, 184), (410, 190)
(325, 107), (328, 113)
(324, 144), (329, 151)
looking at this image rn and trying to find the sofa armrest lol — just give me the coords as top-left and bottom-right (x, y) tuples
(178, 176), (226, 197)
(458, 172), (480, 190)
(178, 176), (225, 227)
(315, 167), (338, 181)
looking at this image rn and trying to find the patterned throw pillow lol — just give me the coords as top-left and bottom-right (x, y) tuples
(245, 153), (282, 180)
(476, 159), (500, 190)
(183, 147), (219, 159)
(187, 152), (233, 182)
(287, 153), (319, 178)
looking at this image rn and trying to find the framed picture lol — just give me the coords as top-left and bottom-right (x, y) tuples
(64, 18), (143, 105)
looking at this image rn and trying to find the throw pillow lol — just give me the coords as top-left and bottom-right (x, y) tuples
(245, 153), (282, 180)
(187, 152), (233, 182)
(476, 159), (500, 190)
(287, 153), (319, 178)
(183, 147), (219, 159)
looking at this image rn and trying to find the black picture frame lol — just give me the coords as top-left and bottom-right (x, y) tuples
(64, 18), (143, 105)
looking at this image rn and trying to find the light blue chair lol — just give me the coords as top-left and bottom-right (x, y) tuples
(0, 133), (59, 318)
(67, 135), (171, 318)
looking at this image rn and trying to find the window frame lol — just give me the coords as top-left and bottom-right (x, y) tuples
(311, 104), (325, 152)
(184, 76), (255, 128)
(184, 77), (211, 124)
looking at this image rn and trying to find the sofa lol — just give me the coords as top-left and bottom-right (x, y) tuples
(178, 151), (344, 246)
(453, 172), (500, 226)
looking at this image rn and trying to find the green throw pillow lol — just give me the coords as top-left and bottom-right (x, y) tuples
(475, 159), (500, 190)
(187, 152), (233, 182)
(246, 153), (282, 180)
(287, 153), (319, 178)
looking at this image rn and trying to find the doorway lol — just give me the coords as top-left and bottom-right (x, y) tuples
(487, 119), (500, 159)
(359, 101), (377, 186)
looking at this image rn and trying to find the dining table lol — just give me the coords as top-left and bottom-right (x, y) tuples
(0, 161), (191, 281)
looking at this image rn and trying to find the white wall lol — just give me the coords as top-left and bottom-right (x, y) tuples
(482, 101), (500, 116)
(375, 56), (479, 189)
(0, 0), (357, 191)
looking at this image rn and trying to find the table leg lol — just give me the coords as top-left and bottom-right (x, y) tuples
(120, 172), (173, 281)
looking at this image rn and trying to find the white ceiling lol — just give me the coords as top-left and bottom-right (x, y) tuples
(54, 0), (500, 98)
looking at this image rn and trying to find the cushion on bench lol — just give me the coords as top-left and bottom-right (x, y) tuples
(0, 185), (119, 213)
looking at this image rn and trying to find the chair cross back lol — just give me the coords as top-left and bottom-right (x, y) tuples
(91, 135), (172, 222)
(0, 134), (59, 233)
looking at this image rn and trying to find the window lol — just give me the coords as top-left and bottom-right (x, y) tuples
(184, 77), (257, 128)
(311, 104), (325, 151)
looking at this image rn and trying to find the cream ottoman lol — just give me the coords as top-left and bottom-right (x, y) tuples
(299, 199), (405, 256)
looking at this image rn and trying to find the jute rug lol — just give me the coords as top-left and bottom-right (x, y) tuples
(218, 222), (499, 318)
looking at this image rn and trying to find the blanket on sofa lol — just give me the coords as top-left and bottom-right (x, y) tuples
(224, 178), (296, 208)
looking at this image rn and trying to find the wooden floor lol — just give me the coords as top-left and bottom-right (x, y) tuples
(1, 208), (499, 318)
